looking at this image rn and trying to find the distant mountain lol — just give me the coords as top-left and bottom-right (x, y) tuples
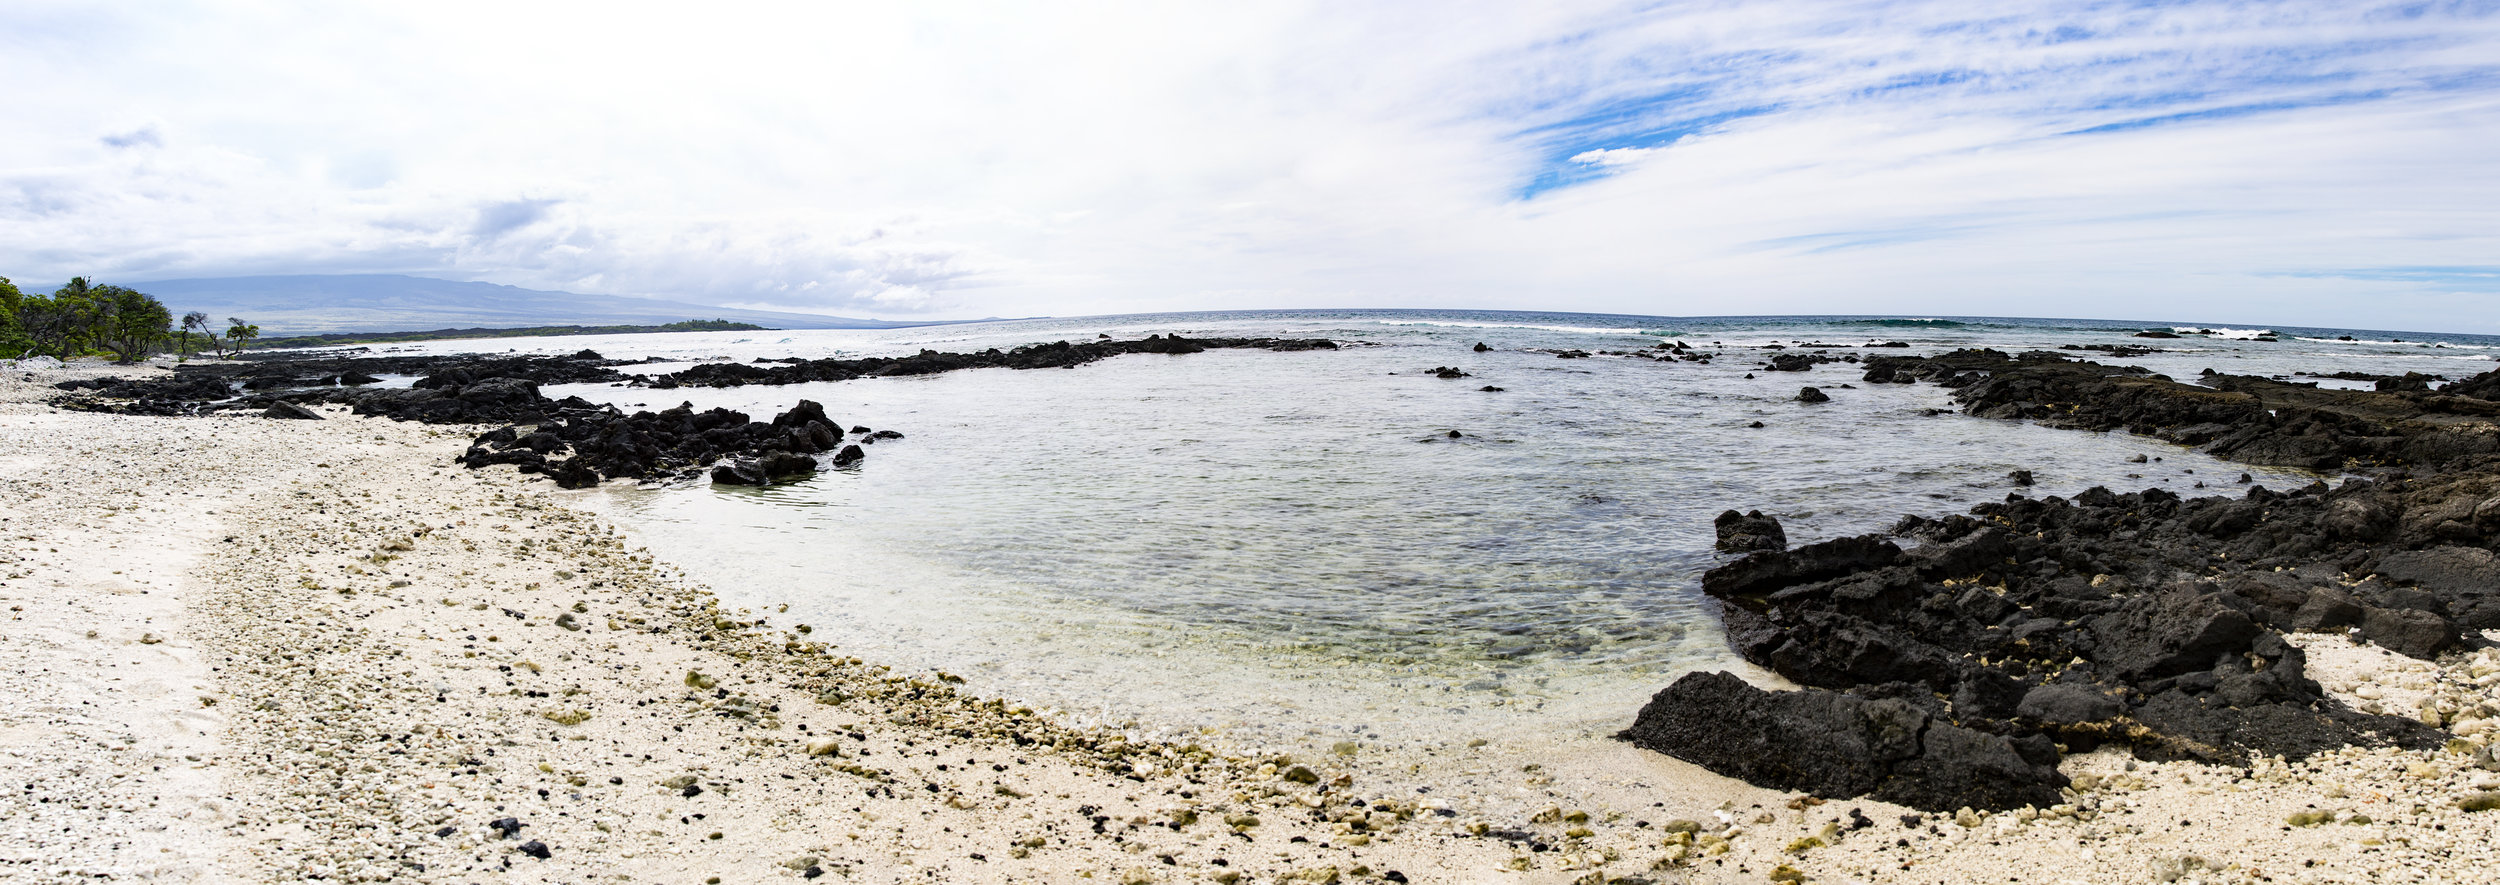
(123, 274), (939, 334)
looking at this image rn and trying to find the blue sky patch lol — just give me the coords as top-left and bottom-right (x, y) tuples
(1515, 98), (1777, 199)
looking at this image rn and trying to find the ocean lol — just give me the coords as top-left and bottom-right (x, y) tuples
(347, 310), (2500, 791)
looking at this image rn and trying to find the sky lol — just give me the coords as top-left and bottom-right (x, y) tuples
(4, 1), (2499, 331)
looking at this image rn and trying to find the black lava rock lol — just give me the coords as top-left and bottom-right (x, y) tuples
(461, 399), (871, 489)
(1635, 349), (2491, 804)
(663, 335), (1335, 389)
(1620, 671), (2065, 811)
(1701, 535), (1902, 597)
(1713, 510), (1788, 553)
(2015, 684), (2122, 724)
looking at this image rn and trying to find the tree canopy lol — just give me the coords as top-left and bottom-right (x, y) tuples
(0, 276), (27, 359)
(94, 285), (174, 363)
(0, 273), (254, 363)
(225, 317), (260, 354)
(18, 279), (100, 361)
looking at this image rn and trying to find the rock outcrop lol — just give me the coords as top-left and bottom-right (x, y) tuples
(1627, 354), (2500, 809)
(458, 399), (871, 489)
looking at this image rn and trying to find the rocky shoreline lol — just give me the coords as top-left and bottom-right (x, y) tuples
(14, 341), (2500, 882)
(48, 333), (1337, 420)
(45, 334), (1343, 489)
(1628, 349), (2500, 816)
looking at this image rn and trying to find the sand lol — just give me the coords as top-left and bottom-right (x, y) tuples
(5, 361), (2499, 884)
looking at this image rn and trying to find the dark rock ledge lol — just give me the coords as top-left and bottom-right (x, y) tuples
(49, 335), (1338, 488)
(645, 334), (1338, 389)
(1629, 350), (2500, 811)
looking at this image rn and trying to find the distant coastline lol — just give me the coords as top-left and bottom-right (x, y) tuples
(253, 319), (771, 350)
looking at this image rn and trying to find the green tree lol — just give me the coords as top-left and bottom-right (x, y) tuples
(224, 317), (260, 356)
(179, 311), (213, 359)
(92, 285), (173, 364)
(0, 275), (29, 359)
(20, 278), (99, 360)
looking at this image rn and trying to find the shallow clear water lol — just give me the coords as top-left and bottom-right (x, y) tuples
(414, 310), (2500, 754)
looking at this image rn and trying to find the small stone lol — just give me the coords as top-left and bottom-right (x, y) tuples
(516, 840), (550, 859)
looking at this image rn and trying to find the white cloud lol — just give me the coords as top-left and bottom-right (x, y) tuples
(1570, 147), (1661, 167)
(0, 0), (2495, 330)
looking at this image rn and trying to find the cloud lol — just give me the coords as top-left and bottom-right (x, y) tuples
(98, 126), (160, 149)
(468, 199), (560, 240)
(1568, 146), (1661, 167)
(0, 1), (2495, 329)
(2266, 265), (2500, 293)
